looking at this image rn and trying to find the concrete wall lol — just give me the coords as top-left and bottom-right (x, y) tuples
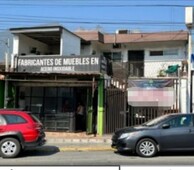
(61, 30), (80, 55)
(80, 44), (92, 55)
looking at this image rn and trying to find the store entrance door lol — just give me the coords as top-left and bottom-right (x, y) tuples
(75, 88), (87, 132)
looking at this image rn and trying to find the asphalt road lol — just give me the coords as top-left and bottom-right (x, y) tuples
(1, 146), (194, 166)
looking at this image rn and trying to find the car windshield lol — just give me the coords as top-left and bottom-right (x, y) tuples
(142, 114), (170, 127)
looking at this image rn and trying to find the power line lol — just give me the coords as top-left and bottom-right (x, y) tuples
(0, 3), (192, 7)
(2, 0), (194, 1)
(0, 14), (184, 23)
(0, 18), (185, 26)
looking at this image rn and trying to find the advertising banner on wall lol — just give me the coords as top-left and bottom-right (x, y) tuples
(16, 55), (107, 74)
(128, 79), (175, 107)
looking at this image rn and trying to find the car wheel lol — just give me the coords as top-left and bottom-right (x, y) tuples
(136, 138), (157, 157)
(0, 138), (21, 158)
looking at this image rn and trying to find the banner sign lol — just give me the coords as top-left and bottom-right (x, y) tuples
(128, 79), (174, 107)
(128, 79), (174, 88)
(16, 55), (107, 74)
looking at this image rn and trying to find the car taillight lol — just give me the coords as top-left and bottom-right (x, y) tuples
(26, 124), (42, 130)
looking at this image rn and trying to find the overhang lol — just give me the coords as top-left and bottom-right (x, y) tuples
(0, 72), (101, 87)
(10, 25), (81, 46)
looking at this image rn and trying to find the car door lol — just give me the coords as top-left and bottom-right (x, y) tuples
(159, 115), (192, 150)
(189, 114), (194, 148)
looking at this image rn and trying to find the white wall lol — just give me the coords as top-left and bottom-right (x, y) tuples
(13, 34), (19, 56)
(18, 34), (49, 55)
(80, 44), (92, 55)
(144, 47), (186, 77)
(61, 29), (80, 55)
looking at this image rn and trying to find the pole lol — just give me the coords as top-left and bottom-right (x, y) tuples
(4, 52), (8, 108)
(3, 39), (9, 108)
(178, 67), (182, 112)
(187, 29), (192, 113)
(123, 61), (128, 127)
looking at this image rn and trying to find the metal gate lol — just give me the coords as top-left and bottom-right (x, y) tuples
(126, 106), (178, 127)
(104, 79), (179, 134)
(104, 88), (126, 134)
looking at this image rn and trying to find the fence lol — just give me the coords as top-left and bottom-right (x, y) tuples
(104, 79), (180, 134)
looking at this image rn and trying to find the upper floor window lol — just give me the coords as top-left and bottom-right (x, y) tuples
(163, 49), (178, 56)
(112, 52), (122, 61)
(103, 52), (122, 62)
(149, 49), (178, 56)
(150, 51), (163, 56)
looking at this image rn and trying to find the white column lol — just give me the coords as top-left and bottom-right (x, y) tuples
(187, 29), (192, 113)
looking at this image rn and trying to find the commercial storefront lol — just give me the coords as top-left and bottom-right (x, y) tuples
(2, 55), (106, 135)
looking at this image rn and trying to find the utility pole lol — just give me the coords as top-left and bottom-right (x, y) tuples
(187, 29), (192, 113)
(185, 7), (194, 113)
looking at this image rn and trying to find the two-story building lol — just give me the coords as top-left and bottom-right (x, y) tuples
(76, 29), (188, 133)
(1, 26), (107, 135)
(0, 26), (189, 135)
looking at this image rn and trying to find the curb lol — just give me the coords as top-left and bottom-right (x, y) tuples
(39, 146), (115, 152)
(59, 146), (115, 152)
(46, 138), (112, 144)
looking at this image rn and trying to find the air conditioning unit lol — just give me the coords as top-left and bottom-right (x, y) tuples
(113, 43), (121, 49)
(116, 29), (130, 34)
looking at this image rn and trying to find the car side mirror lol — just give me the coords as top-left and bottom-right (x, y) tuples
(162, 124), (170, 129)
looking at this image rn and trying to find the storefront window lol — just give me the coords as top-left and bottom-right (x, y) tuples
(44, 97), (57, 114)
(17, 86), (75, 114)
(31, 97), (43, 113)
(18, 87), (30, 109)
(31, 87), (44, 97)
(58, 88), (74, 113)
(45, 87), (57, 97)
(25, 97), (31, 110)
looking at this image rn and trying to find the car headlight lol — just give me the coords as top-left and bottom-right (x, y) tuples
(118, 132), (135, 139)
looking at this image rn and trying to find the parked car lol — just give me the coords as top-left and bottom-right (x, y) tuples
(112, 113), (194, 157)
(0, 109), (46, 158)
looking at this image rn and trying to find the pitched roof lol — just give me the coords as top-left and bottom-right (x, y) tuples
(75, 30), (188, 44)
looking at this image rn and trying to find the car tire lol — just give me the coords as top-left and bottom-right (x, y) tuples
(136, 138), (157, 157)
(0, 138), (21, 158)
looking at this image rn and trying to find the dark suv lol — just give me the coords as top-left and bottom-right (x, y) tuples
(0, 109), (46, 158)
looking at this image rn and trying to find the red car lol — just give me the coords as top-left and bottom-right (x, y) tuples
(0, 109), (46, 158)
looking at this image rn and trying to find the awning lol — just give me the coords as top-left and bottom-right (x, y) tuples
(0, 71), (101, 87)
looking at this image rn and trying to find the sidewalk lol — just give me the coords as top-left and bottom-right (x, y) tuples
(43, 132), (114, 152)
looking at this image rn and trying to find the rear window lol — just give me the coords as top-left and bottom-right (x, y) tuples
(0, 115), (6, 125)
(30, 114), (41, 123)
